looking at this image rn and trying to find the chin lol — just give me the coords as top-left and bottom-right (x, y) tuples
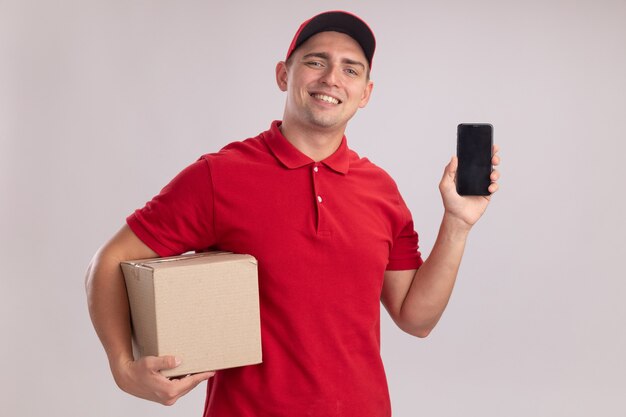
(304, 113), (345, 130)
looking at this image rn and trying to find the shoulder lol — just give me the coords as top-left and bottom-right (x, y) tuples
(199, 131), (272, 168)
(203, 135), (266, 160)
(195, 130), (280, 188)
(348, 149), (401, 193)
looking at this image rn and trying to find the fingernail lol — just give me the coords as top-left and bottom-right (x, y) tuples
(175, 357), (182, 366)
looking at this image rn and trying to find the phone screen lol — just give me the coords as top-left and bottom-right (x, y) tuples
(456, 123), (493, 196)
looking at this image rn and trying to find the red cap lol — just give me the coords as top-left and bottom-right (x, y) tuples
(286, 11), (376, 69)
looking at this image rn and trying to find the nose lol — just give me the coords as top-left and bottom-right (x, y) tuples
(319, 65), (340, 87)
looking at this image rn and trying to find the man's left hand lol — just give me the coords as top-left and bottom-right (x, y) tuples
(439, 144), (500, 228)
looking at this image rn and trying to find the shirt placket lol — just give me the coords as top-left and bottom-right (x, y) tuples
(311, 164), (331, 236)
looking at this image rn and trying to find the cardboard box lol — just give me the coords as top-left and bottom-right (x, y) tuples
(120, 252), (262, 377)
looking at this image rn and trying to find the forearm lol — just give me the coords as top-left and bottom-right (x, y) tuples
(85, 225), (159, 382)
(85, 248), (135, 378)
(399, 213), (471, 336)
(389, 150), (499, 337)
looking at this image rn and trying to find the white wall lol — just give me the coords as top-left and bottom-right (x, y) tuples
(1, 1), (625, 416)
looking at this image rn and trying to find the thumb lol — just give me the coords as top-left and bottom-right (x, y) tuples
(442, 156), (457, 182)
(154, 355), (181, 371)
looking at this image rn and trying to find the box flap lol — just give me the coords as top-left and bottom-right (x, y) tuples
(122, 251), (257, 270)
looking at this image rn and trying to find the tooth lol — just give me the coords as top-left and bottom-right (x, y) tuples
(313, 94), (338, 104)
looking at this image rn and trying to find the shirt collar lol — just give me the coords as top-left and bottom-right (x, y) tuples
(263, 120), (350, 175)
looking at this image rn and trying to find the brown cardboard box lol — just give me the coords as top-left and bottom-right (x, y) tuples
(120, 252), (262, 377)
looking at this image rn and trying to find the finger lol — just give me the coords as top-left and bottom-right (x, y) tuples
(439, 157), (458, 193)
(171, 371), (215, 398)
(449, 155), (458, 172)
(145, 355), (181, 372)
(158, 370), (214, 405)
(171, 371), (215, 382)
(443, 156), (457, 178)
(190, 371), (216, 381)
(490, 169), (500, 181)
(488, 182), (499, 194)
(491, 154), (500, 166)
(492, 144), (500, 154)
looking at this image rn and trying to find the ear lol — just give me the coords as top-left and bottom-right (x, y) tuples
(275, 61), (288, 92)
(358, 80), (374, 108)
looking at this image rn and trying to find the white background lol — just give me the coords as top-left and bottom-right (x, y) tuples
(1, 1), (625, 416)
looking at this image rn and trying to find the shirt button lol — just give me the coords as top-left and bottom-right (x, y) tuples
(317, 196), (323, 203)
(313, 166), (319, 173)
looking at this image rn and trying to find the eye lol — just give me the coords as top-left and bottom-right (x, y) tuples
(345, 68), (359, 77)
(305, 61), (324, 68)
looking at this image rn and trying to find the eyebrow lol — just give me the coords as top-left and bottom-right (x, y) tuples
(302, 52), (366, 71)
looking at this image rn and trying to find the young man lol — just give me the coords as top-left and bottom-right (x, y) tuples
(86, 11), (500, 417)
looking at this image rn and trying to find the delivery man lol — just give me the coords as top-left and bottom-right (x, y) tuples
(86, 10), (500, 417)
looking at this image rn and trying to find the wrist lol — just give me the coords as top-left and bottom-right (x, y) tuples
(109, 354), (134, 389)
(441, 212), (473, 239)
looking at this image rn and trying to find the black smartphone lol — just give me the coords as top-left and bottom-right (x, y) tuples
(456, 123), (493, 196)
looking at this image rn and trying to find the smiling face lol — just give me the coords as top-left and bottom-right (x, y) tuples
(276, 31), (373, 135)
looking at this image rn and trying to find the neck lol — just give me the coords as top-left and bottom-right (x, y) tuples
(279, 120), (345, 162)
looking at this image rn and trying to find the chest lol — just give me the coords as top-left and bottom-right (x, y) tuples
(214, 162), (398, 263)
(210, 159), (405, 324)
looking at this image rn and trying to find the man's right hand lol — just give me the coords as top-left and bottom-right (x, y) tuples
(112, 355), (215, 406)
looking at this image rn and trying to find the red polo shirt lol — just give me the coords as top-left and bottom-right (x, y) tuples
(127, 121), (423, 417)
